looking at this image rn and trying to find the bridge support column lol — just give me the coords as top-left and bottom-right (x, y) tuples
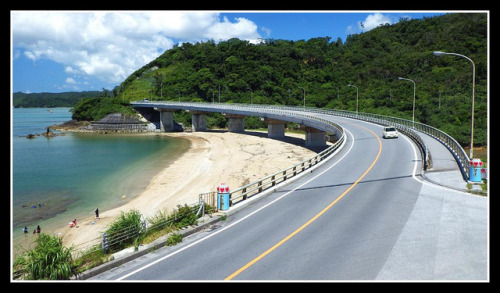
(263, 118), (286, 138)
(305, 127), (327, 147)
(156, 108), (175, 132)
(225, 114), (246, 133)
(190, 111), (207, 132)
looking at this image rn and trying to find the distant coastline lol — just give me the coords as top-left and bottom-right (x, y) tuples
(13, 91), (103, 108)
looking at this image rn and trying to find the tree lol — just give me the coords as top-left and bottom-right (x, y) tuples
(116, 13), (487, 146)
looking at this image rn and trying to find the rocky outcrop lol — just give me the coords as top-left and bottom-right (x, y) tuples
(41, 128), (57, 137)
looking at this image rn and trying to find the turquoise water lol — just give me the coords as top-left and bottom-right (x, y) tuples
(12, 108), (189, 249)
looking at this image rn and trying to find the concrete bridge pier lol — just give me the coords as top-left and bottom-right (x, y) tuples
(263, 118), (286, 138)
(225, 114), (246, 133)
(155, 108), (175, 132)
(190, 111), (207, 132)
(305, 126), (327, 147)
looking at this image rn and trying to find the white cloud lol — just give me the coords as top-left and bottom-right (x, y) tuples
(11, 11), (262, 85)
(359, 13), (392, 31)
(65, 77), (77, 84)
(261, 26), (272, 38)
(13, 49), (21, 59)
(205, 16), (261, 42)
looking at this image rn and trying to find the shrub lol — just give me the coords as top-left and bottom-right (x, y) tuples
(104, 209), (143, 252)
(165, 233), (182, 246)
(13, 233), (75, 280)
(168, 204), (198, 228)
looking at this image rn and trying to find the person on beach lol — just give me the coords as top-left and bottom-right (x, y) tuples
(35, 225), (41, 234)
(95, 208), (99, 219)
(23, 226), (28, 234)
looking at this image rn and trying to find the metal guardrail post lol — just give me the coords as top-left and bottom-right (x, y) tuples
(102, 233), (109, 254)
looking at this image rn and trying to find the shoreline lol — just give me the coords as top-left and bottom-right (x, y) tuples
(51, 130), (318, 253)
(12, 130), (191, 255)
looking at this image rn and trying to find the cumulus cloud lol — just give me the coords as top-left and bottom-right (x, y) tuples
(359, 13), (392, 31)
(12, 11), (262, 85)
(205, 16), (260, 42)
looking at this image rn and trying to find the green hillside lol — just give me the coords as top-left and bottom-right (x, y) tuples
(116, 13), (487, 146)
(13, 91), (105, 108)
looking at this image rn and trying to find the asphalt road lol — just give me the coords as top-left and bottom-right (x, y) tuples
(89, 117), (487, 281)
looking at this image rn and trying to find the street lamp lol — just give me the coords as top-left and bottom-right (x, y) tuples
(298, 86), (306, 107)
(210, 89), (215, 103)
(398, 77), (416, 128)
(433, 51), (476, 159)
(347, 84), (358, 114)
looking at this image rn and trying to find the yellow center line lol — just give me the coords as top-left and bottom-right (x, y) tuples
(224, 123), (382, 280)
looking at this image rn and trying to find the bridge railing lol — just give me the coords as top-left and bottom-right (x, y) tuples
(223, 102), (468, 181)
(229, 128), (345, 206)
(132, 100), (349, 207)
(286, 106), (469, 181)
(132, 101), (469, 181)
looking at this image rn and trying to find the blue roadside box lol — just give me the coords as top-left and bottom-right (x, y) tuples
(469, 158), (483, 182)
(217, 183), (230, 211)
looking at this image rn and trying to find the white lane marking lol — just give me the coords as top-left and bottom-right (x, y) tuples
(117, 129), (357, 280)
(401, 135), (470, 195)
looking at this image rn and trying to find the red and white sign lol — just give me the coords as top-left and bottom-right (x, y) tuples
(471, 158), (482, 168)
(218, 183), (229, 193)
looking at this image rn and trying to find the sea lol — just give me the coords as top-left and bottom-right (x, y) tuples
(11, 107), (190, 252)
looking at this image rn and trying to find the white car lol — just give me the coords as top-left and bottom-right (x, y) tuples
(382, 126), (399, 139)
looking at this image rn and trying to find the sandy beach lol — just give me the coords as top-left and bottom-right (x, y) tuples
(58, 130), (318, 253)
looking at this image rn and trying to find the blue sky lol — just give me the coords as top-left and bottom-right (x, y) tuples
(11, 11), (449, 94)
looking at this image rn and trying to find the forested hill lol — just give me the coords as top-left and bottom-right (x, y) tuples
(13, 91), (104, 108)
(124, 13), (487, 146)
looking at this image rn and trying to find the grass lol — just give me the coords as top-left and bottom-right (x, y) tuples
(463, 146), (488, 166)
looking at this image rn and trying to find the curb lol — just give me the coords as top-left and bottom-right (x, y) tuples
(75, 136), (346, 280)
(73, 213), (223, 280)
(421, 170), (485, 195)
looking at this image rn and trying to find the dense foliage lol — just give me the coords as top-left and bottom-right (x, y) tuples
(117, 13), (487, 146)
(71, 96), (136, 121)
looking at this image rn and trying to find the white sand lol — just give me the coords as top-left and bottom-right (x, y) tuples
(58, 131), (317, 253)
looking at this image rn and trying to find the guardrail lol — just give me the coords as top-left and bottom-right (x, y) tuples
(132, 101), (469, 183)
(230, 130), (345, 206)
(224, 103), (468, 181)
(132, 101), (349, 208)
(310, 107), (469, 181)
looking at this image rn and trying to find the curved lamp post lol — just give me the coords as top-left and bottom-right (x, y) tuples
(433, 51), (476, 159)
(347, 84), (358, 114)
(398, 77), (416, 128)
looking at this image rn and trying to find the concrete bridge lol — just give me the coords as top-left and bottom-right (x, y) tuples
(131, 100), (474, 183)
(89, 101), (486, 281)
(131, 101), (343, 148)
